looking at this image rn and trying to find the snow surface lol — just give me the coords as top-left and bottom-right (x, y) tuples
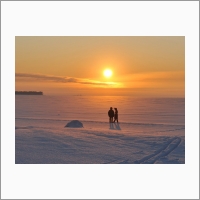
(15, 95), (185, 164)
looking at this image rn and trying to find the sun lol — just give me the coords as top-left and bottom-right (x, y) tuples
(104, 69), (112, 78)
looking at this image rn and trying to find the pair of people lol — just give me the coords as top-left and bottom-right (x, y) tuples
(108, 107), (118, 123)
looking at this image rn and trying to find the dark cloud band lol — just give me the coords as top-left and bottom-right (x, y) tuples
(16, 73), (115, 86)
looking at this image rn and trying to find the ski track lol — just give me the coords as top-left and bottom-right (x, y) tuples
(15, 117), (184, 127)
(134, 137), (182, 164)
(103, 137), (182, 164)
(103, 159), (130, 164)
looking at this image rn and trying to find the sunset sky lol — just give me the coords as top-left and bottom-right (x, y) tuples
(15, 36), (184, 97)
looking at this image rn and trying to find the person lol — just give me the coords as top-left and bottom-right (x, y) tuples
(113, 108), (118, 123)
(108, 107), (114, 123)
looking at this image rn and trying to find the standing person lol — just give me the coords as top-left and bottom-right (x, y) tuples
(108, 107), (114, 123)
(113, 108), (118, 123)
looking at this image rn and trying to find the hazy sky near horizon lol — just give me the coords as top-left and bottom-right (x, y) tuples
(15, 36), (184, 97)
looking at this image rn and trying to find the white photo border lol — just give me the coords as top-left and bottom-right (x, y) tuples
(1, 1), (199, 199)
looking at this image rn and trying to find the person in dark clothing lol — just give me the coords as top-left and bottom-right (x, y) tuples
(113, 108), (118, 123)
(108, 107), (114, 123)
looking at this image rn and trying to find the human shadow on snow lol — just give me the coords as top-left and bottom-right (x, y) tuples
(109, 123), (121, 130)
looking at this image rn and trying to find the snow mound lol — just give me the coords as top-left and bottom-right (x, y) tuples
(65, 120), (83, 128)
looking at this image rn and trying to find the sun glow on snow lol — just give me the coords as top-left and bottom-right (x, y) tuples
(103, 69), (112, 78)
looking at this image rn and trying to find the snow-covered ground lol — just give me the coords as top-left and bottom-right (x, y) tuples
(15, 95), (185, 164)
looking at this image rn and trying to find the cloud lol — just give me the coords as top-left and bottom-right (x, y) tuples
(117, 70), (184, 83)
(15, 73), (115, 86)
(139, 71), (185, 82)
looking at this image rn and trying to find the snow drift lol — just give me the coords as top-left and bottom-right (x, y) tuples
(65, 120), (83, 128)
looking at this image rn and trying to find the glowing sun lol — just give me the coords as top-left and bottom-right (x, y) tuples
(104, 69), (112, 78)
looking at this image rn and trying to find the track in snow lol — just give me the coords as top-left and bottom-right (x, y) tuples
(134, 137), (182, 164)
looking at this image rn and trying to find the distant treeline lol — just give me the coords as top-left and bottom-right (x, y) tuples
(15, 91), (43, 95)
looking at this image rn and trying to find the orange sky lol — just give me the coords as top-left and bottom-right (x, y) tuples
(15, 36), (184, 97)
